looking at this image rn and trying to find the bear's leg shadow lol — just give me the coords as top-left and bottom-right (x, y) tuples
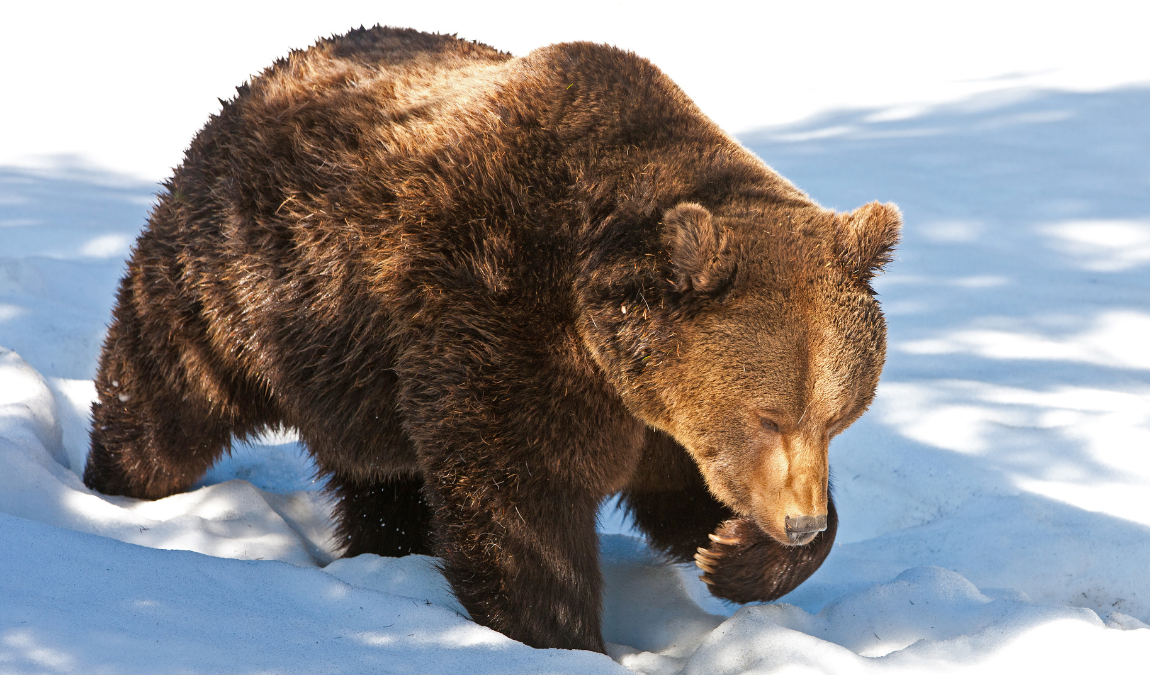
(85, 267), (273, 500)
(327, 471), (434, 557)
(622, 429), (837, 604)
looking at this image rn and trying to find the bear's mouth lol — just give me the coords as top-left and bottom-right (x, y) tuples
(784, 514), (827, 545)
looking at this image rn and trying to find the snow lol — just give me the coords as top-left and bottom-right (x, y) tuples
(2, 2), (1149, 673)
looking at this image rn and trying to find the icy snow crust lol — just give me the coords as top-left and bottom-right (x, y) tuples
(3, 85), (1150, 673)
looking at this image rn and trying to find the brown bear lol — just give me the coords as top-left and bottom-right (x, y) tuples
(83, 26), (900, 653)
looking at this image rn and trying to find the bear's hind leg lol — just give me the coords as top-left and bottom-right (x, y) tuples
(86, 360), (238, 500)
(329, 472), (434, 557)
(84, 271), (270, 499)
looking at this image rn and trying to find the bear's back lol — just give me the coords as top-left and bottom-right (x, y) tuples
(228, 26), (514, 144)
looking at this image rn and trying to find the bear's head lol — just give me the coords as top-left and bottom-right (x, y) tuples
(599, 199), (900, 547)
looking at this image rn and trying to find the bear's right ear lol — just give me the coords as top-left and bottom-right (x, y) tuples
(836, 202), (902, 284)
(662, 202), (735, 294)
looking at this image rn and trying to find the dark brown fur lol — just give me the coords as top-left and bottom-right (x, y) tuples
(84, 26), (899, 652)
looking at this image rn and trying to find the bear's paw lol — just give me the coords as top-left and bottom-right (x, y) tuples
(695, 516), (835, 604)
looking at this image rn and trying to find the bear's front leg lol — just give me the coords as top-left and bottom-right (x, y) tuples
(426, 461), (607, 651)
(398, 328), (643, 652)
(695, 496), (838, 604)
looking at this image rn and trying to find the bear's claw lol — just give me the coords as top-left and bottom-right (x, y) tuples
(708, 532), (740, 545)
(694, 546), (719, 575)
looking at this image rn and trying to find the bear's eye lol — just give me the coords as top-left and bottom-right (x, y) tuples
(760, 417), (781, 435)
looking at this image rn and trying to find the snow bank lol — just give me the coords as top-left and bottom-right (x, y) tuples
(3, 352), (1148, 675)
(0, 512), (624, 675)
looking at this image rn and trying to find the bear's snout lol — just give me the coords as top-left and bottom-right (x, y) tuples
(784, 514), (828, 545)
(741, 422), (831, 547)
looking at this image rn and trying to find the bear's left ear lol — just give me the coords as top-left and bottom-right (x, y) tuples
(662, 202), (736, 294)
(835, 202), (901, 284)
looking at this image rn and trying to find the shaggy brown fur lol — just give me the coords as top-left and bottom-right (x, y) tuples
(84, 26), (900, 652)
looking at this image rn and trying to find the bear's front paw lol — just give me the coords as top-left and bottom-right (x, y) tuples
(694, 516), (835, 604)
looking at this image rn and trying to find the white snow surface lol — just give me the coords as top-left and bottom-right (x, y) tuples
(3, 3), (1150, 673)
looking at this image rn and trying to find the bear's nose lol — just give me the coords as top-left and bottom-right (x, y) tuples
(784, 514), (828, 545)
